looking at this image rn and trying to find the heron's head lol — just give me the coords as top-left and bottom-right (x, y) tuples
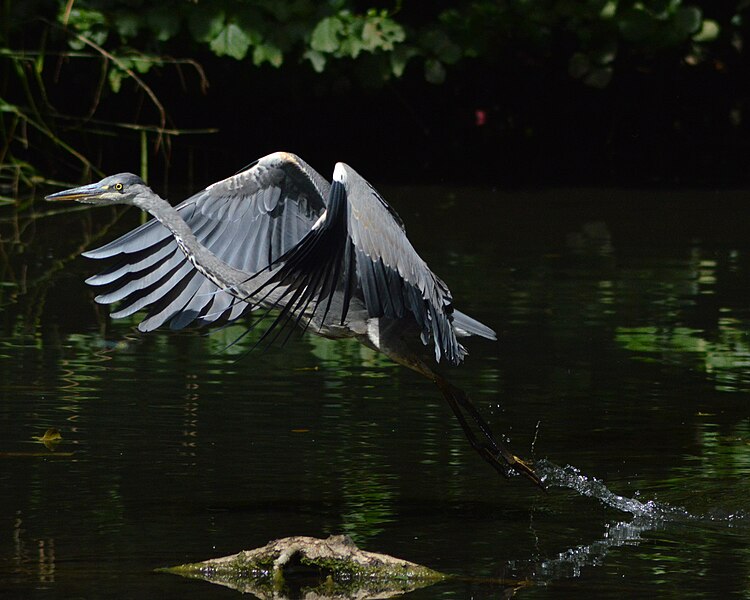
(45, 173), (150, 206)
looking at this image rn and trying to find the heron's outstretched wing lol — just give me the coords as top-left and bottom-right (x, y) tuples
(84, 152), (330, 331)
(341, 163), (466, 364)
(251, 162), (490, 365)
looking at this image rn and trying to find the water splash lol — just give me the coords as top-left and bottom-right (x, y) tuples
(536, 459), (692, 520)
(504, 459), (748, 585)
(536, 459), (749, 525)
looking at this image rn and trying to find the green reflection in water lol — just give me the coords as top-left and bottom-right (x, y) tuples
(308, 335), (395, 374)
(338, 466), (396, 545)
(616, 318), (750, 392)
(685, 419), (750, 484)
(59, 333), (116, 404)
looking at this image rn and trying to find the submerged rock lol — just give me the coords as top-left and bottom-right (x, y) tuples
(160, 534), (446, 598)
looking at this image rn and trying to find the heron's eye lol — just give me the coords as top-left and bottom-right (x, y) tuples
(114, 183), (124, 192)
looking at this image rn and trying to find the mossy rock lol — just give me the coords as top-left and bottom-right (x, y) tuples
(160, 534), (446, 598)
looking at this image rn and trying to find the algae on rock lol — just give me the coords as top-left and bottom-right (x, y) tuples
(160, 534), (446, 598)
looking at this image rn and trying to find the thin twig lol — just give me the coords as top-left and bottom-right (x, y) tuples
(58, 27), (170, 148)
(62, 0), (75, 26)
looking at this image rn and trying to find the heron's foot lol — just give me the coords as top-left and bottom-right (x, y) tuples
(485, 443), (543, 488)
(504, 452), (543, 489)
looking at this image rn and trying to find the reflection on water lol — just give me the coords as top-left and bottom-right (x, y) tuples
(339, 468), (396, 543)
(1, 188), (750, 598)
(617, 322), (750, 392)
(507, 458), (750, 590)
(10, 512), (56, 588)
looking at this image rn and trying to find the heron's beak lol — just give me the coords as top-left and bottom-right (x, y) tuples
(45, 183), (104, 203)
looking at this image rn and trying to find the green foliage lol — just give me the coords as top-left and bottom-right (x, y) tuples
(557, 1), (722, 88)
(10, 0), (737, 93)
(61, 4), (108, 49)
(311, 10), (404, 55)
(210, 21), (256, 60)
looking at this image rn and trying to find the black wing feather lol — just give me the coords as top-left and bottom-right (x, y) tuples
(241, 163), (470, 365)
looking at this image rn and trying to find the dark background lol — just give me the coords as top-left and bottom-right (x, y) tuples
(2, 1), (750, 190)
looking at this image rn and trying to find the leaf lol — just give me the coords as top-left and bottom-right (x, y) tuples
(67, 38), (85, 51)
(147, 6), (181, 42)
(88, 29), (109, 47)
(424, 58), (446, 84)
(618, 7), (656, 43)
(650, 0), (674, 16)
(568, 52), (591, 79)
(600, 1), (617, 19)
(361, 20), (381, 51)
(210, 22), (252, 60)
(339, 35), (363, 58)
(311, 16), (343, 53)
(63, 7), (106, 31)
(108, 68), (124, 93)
(35, 428), (62, 443)
(189, 6), (226, 43)
(362, 16), (405, 52)
(380, 17), (405, 46)
(421, 30), (461, 64)
(34, 428), (63, 451)
(584, 66), (613, 89)
(304, 49), (326, 72)
(693, 19), (719, 42)
(592, 42), (618, 66)
(114, 11), (140, 38)
(390, 45), (419, 77)
(253, 43), (283, 67)
(133, 56), (154, 74)
(673, 6), (702, 38)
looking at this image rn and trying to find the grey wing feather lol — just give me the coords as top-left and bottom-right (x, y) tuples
(341, 163), (466, 364)
(83, 152), (330, 331)
(247, 162), (494, 366)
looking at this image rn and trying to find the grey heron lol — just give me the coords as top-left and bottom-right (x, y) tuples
(46, 151), (540, 486)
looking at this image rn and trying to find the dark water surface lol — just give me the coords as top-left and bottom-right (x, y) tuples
(1, 187), (749, 598)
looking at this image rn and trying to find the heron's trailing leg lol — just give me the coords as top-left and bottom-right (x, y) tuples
(435, 375), (542, 488)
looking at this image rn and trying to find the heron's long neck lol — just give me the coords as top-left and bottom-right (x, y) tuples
(133, 193), (271, 300)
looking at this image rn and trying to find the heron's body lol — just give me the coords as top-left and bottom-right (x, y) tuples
(47, 152), (540, 485)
